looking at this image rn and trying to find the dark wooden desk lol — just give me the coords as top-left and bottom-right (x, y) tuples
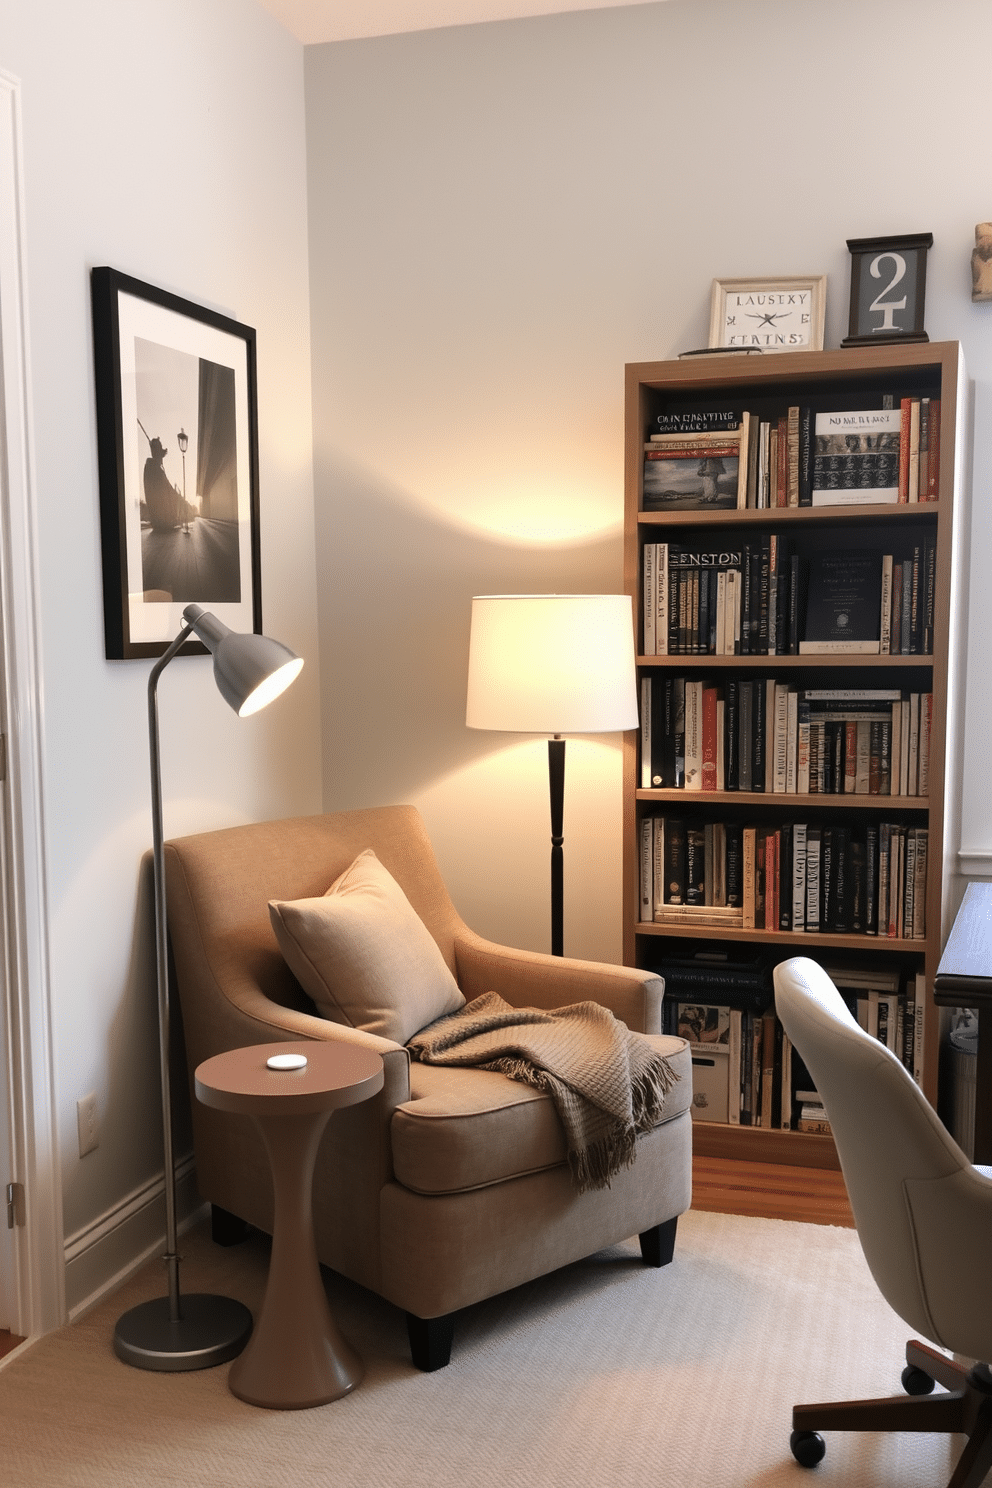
(934, 882), (992, 1164)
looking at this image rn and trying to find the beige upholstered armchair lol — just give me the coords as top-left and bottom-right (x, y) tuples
(164, 805), (692, 1369)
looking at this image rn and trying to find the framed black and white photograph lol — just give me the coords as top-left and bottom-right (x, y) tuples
(91, 267), (261, 659)
(708, 275), (826, 352)
(841, 233), (933, 346)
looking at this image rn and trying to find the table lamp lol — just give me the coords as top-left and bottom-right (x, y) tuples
(114, 603), (303, 1372)
(466, 594), (638, 956)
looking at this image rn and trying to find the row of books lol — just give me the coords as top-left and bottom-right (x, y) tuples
(658, 960), (925, 1127)
(640, 537), (937, 657)
(640, 814), (928, 939)
(642, 397), (940, 514)
(640, 680), (932, 799)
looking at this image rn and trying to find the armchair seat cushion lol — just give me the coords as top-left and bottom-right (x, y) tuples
(392, 1034), (691, 1195)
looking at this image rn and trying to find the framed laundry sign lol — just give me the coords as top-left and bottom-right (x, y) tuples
(91, 267), (261, 658)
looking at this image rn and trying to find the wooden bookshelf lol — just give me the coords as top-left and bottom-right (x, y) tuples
(623, 343), (966, 1197)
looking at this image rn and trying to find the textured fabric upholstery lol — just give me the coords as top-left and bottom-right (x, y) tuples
(164, 805), (691, 1329)
(269, 848), (464, 1042)
(774, 955), (992, 1363)
(394, 1034), (692, 1195)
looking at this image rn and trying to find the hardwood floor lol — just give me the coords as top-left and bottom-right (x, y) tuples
(0, 1329), (26, 1360)
(691, 1154), (855, 1227)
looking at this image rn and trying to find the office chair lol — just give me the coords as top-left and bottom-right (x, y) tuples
(774, 955), (992, 1488)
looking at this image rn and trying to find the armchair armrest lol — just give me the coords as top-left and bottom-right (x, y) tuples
(453, 928), (664, 1034)
(203, 980), (412, 1110)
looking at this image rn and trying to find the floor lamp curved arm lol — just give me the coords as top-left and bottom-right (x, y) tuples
(115, 606), (303, 1372)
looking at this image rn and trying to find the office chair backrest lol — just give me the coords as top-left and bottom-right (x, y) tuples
(773, 956), (992, 1359)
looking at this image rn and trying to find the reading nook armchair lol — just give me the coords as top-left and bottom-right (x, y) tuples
(164, 805), (692, 1370)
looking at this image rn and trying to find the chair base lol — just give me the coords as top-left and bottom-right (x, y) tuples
(792, 1339), (992, 1488)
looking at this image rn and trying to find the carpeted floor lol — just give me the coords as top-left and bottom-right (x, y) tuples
(0, 1209), (965, 1487)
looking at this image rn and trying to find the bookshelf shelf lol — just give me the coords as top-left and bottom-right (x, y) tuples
(636, 789), (929, 810)
(635, 921), (928, 953)
(638, 502), (943, 530)
(623, 342), (966, 1191)
(636, 654), (933, 670)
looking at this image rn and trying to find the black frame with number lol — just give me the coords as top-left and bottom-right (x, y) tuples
(841, 233), (933, 348)
(91, 267), (262, 659)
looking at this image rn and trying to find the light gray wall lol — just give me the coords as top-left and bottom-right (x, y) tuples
(0, 0), (322, 1309)
(305, 0), (992, 962)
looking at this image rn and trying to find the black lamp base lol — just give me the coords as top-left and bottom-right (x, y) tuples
(114, 1293), (253, 1372)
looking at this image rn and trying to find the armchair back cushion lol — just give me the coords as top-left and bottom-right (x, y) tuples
(269, 848), (465, 1043)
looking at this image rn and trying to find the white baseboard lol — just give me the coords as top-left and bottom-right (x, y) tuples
(958, 851), (992, 880)
(64, 1156), (207, 1321)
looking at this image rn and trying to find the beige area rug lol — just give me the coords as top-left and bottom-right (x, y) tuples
(1, 1208), (965, 1488)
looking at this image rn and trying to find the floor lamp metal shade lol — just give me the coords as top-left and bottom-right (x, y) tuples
(466, 595), (638, 956)
(114, 604), (303, 1373)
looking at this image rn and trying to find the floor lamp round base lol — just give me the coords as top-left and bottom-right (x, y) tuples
(114, 1293), (253, 1372)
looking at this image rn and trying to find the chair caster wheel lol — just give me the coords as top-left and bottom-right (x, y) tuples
(790, 1431), (826, 1468)
(902, 1365), (936, 1396)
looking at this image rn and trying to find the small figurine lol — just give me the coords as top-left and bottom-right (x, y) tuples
(971, 222), (992, 302)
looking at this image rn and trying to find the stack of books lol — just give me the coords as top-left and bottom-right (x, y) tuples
(659, 954), (925, 1128)
(640, 814), (928, 939)
(641, 540), (936, 659)
(641, 397), (940, 516)
(640, 680), (932, 799)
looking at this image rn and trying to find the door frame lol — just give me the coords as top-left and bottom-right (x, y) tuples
(0, 68), (64, 1343)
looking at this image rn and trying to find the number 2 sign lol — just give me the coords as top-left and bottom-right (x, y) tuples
(842, 232), (933, 347)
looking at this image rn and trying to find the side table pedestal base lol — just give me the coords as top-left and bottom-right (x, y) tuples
(227, 1108), (363, 1409)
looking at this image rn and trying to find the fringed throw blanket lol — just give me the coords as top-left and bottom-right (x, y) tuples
(407, 991), (681, 1193)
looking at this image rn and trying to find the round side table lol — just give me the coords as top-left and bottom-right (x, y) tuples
(194, 1039), (384, 1410)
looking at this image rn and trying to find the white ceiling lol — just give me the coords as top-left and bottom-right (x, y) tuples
(256, 0), (667, 45)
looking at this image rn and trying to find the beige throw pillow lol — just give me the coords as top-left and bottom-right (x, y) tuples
(268, 848), (464, 1044)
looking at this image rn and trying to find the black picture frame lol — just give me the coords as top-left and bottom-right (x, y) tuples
(841, 233), (933, 348)
(91, 267), (261, 659)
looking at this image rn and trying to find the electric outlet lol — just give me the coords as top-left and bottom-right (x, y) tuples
(77, 1092), (99, 1157)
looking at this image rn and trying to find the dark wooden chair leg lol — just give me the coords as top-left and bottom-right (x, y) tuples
(211, 1203), (250, 1247)
(639, 1215), (678, 1267)
(407, 1311), (456, 1372)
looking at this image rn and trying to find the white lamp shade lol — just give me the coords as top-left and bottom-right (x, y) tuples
(466, 594), (639, 735)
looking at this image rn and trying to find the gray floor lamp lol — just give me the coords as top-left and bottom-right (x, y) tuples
(114, 602), (304, 1372)
(465, 594), (638, 957)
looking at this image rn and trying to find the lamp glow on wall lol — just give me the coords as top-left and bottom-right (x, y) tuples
(466, 594), (639, 957)
(114, 603), (303, 1373)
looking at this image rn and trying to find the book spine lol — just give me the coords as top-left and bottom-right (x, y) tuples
(652, 817), (666, 917)
(913, 828), (928, 938)
(683, 680), (703, 791)
(673, 678), (685, 788)
(642, 542), (656, 655)
(724, 679), (739, 792)
(798, 406), (814, 507)
(663, 818), (686, 906)
(641, 676), (653, 789)
(862, 827), (880, 928)
(792, 823), (807, 931)
(725, 822), (743, 908)
(805, 827), (821, 932)
(820, 828), (833, 932)
(928, 400), (940, 501)
(685, 825), (706, 905)
(743, 826), (757, 930)
(879, 554), (893, 654)
(899, 397), (912, 502)
(639, 816), (654, 921)
(701, 685), (719, 791)
(656, 543), (669, 656)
